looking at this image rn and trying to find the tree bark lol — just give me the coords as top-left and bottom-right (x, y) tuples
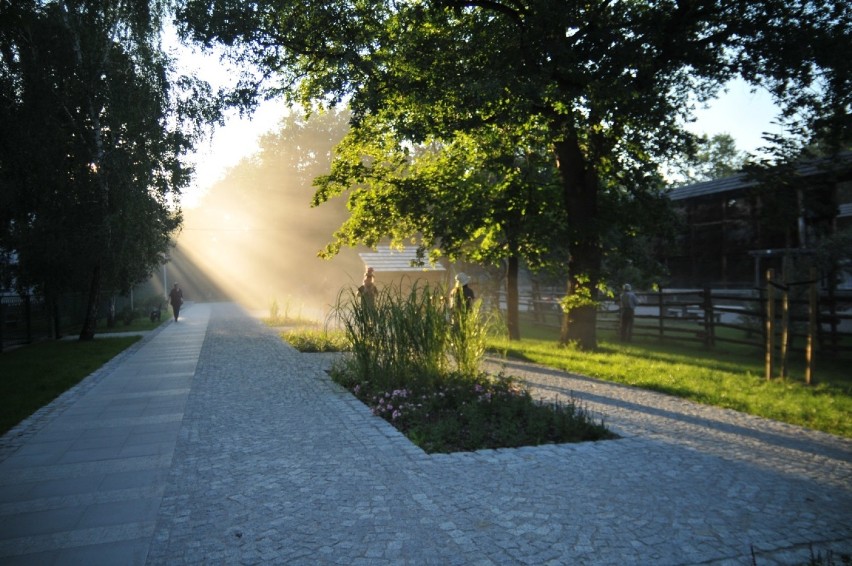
(553, 127), (601, 350)
(506, 255), (520, 340)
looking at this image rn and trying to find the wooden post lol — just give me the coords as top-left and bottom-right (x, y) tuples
(703, 286), (714, 347)
(765, 269), (775, 381)
(806, 268), (817, 385)
(658, 287), (664, 341)
(780, 258), (790, 379)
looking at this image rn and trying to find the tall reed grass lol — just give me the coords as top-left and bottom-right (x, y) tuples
(331, 281), (489, 390)
(326, 281), (612, 452)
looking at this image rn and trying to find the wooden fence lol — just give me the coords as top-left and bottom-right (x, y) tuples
(520, 282), (852, 362)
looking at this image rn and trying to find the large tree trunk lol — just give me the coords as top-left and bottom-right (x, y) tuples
(506, 255), (520, 340)
(79, 264), (102, 341)
(553, 129), (601, 350)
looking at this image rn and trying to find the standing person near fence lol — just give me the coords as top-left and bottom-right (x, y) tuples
(620, 284), (639, 341)
(357, 267), (378, 307)
(169, 283), (184, 322)
(450, 272), (475, 329)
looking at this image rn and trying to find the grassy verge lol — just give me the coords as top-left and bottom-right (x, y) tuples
(491, 321), (851, 438)
(0, 337), (140, 435)
(61, 314), (166, 336)
(280, 328), (349, 352)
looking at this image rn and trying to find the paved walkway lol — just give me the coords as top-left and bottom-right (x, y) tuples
(0, 302), (849, 565)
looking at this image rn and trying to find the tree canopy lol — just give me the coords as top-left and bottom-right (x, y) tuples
(1, 0), (217, 338)
(179, 0), (850, 349)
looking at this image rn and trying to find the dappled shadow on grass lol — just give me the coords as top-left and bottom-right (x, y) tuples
(491, 357), (852, 465)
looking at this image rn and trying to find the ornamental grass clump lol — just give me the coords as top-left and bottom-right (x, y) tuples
(329, 280), (614, 453)
(333, 282), (452, 391)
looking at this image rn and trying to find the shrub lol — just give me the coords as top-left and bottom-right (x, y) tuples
(336, 369), (614, 453)
(325, 281), (615, 453)
(119, 306), (139, 326)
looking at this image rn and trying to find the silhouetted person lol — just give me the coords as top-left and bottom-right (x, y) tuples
(357, 267), (377, 307)
(619, 283), (638, 341)
(451, 272), (475, 324)
(169, 283), (184, 322)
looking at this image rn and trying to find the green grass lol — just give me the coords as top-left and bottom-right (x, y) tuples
(280, 327), (349, 352)
(60, 313), (167, 336)
(0, 337), (140, 435)
(491, 322), (852, 438)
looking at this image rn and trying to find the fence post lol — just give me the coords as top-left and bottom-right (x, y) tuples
(765, 269), (775, 380)
(658, 287), (664, 340)
(780, 261), (790, 379)
(702, 286), (714, 347)
(806, 268), (817, 385)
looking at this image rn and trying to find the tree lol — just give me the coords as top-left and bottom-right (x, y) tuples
(671, 133), (748, 185)
(314, 115), (563, 340)
(0, 0), (214, 339)
(179, 0), (849, 349)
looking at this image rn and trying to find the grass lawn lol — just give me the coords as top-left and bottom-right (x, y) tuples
(75, 314), (167, 335)
(0, 336), (141, 435)
(491, 320), (852, 438)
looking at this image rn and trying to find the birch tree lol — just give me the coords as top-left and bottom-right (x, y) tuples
(1, 0), (215, 339)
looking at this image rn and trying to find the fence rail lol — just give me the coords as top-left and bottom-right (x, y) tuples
(519, 286), (852, 359)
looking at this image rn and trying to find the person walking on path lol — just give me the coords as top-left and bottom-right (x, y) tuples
(169, 282), (184, 322)
(619, 283), (639, 341)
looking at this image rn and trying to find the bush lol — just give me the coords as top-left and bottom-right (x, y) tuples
(334, 368), (614, 453)
(119, 306), (139, 326)
(325, 281), (615, 453)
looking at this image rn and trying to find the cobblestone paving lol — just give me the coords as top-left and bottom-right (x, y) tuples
(146, 303), (851, 565)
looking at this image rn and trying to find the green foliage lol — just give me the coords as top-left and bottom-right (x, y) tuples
(281, 328), (349, 353)
(448, 298), (493, 376)
(332, 282), (452, 391)
(670, 133), (748, 185)
(178, 0), (848, 351)
(0, 0), (217, 337)
(326, 280), (613, 452)
(558, 282), (598, 314)
(346, 373), (614, 454)
(118, 306), (139, 326)
(0, 337), (139, 435)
